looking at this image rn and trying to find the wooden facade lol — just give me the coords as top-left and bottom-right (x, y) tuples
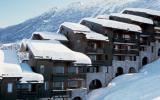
(59, 23), (112, 68)
(80, 19), (140, 61)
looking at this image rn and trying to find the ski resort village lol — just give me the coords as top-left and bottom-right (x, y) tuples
(0, 8), (160, 100)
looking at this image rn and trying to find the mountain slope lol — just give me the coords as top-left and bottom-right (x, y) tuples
(88, 59), (160, 100)
(0, 0), (160, 43)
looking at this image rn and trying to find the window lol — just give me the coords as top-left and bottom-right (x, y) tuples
(68, 67), (77, 73)
(7, 83), (13, 93)
(152, 46), (154, 53)
(53, 82), (64, 90)
(31, 84), (36, 92)
(114, 45), (118, 50)
(128, 46), (131, 50)
(134, 56), (136, 61)
(68, 81), (78, 88)
(40, 65), (44, 73)
(124, 34), (130, 39)
(53, 66), (64, 74)
(44, 82), (49, 91)
(88, 42), (97, 49)
(89, 55), (96, 61)
(97, 55), (103, 61)
(97, 42), (102, 48)
(117, 56), (125, 61)
(105, 55), (108, 60)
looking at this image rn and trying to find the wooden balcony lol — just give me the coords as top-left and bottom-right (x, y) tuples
(113, 38), (138, 44)
(51, 73), (86, 81)
(114, 49), (139, 55)
(140, 32), (153, 36)
(17, 91), (39, 99)
(140, 41), (149, 46)
(92, 60), (106, 66)
(86, 47), (104, 54)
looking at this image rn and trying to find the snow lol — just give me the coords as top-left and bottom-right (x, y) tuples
(110, 13), (153, 24)
(20, 63), (44, 83)
(60, 22), (109, 41)
(0, 50), (22, 78)
(27, 40), (76, 61)
(32, 31), (68, 41)
(122, 8), (160, 17)
(88, 59), (160, 100)
(61, 22), (91, 32)
(0, 50), (44, 83)
(0, 0), (160, 43)
(84, 31), (109, 41)
(25, 40), (91, 65)
(81, 18), (142, 33)
(73, 52), (91, 65)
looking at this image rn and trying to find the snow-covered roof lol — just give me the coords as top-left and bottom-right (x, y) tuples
(25, 40), (92, 65)
(61, 22), (109, 41)
(26, 40), (76, 61)
(73, 52), (91, 65)
(0, 50), (44, 83)
(81, 18), (142, 32)
(110, 13), (153, 24)
(32, 32), (68, 41)
(0, 50), (22, 78)
(20, 63), (44, 83)
(84, 31), (109, 41)
(96, 15), (109, 19)
(122, 8), (160, 17)
(61, 22), (91, 32)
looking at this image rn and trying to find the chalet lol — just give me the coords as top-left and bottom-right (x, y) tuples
(0, 50), (44, 100)
(0, 50), (22, 100)
(17, 63), (44, 100)
(80, 18), (142, 76)
(58, 22), (113, 91)
(109, 13), (154, 67)
(122, 8), (160, 62)
(20, 39), (92, 100)
(59, 22), (111, 66)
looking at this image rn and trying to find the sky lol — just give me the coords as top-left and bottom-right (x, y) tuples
(0, 0), (83, 28)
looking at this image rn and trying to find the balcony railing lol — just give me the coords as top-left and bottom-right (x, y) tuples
(140, 41), (149, 45)
(114, 49), (139, 55)
(51, 73), (86, 81)
(17, 91), (39, 99)
(92, 60), (106, 66)
(86, 47), (104, 54)
(113, 38), (138, 44)
(140, 32), (153, 36)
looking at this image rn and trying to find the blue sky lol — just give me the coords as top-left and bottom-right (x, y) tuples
(0, 0), (82, 28)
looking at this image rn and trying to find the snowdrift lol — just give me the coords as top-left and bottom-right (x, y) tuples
(88, 59), (160, 100)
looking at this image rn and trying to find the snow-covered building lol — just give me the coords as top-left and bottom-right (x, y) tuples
(0, 50), (43, 100)
(109, 13), (155, 68)
(59, 22), (113, 91)
(80, 18), (142, 77)
(20, 39), (92, 100)
(122, 8), (160, 64)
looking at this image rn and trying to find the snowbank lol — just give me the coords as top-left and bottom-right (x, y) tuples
(88, 59), (160, 100)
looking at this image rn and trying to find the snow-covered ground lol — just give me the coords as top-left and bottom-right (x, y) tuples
(88, 59), (160, 100)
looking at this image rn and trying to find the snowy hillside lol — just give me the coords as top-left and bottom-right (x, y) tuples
(0, 0), (160, 43)
(88, 59), (160, 100)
